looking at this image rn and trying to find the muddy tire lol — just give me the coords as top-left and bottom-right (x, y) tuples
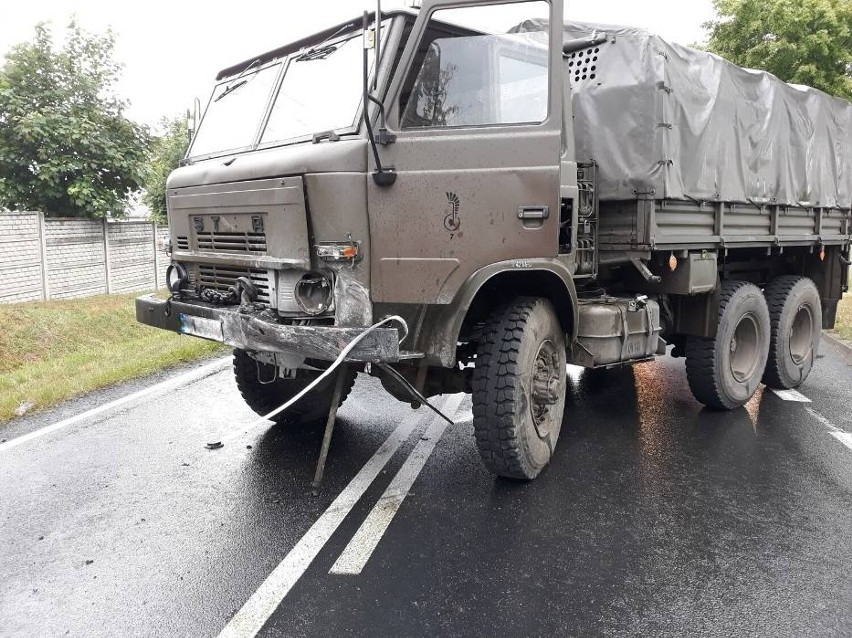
(233, 349), (356, 426)
(472, 297), (567, 480)
(762, 276), (821, 389)
(685, 281), (770, 410)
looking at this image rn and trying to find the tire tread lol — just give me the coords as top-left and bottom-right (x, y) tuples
(472, 297), (544, 479)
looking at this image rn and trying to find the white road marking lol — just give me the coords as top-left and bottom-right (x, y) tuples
(329, 394), (466, 576)
(829, 432), (852, 451)
(0, 357), (232, 454)
(770, 388), (812, 402)
(804, 406), (852, 452)
(456, 408), (474, 423)
(216, 404), (443, 638)
(804, 406), (843, 433)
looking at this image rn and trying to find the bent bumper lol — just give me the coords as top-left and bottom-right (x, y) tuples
(135, 294), (402, 363)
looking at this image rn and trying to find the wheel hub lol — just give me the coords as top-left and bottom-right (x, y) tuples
(789, 303), (814, 365)
(729, 312), (760, 383)
(531, 340), (560, 437)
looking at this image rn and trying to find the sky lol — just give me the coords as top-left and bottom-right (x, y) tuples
(0, 0), (716, 128)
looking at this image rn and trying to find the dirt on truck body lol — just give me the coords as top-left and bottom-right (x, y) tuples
(137, 0), (852, 481)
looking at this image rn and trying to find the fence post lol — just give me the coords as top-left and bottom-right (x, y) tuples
(103, 218), (112, 294)
(37, 212), (51, 301)
(152, 222), (160, 289)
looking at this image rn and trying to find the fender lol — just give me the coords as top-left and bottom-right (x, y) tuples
(419, 259), (580, 367)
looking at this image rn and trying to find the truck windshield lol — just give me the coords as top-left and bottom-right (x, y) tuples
(261, 34), (364, 145)
(188, 30), (365, 159)
(189, 62), (283, 158)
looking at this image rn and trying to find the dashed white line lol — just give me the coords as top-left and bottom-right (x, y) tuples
(770, 388), (812, 403)
(329, 393), (466, 576)
(216, 402), (446, 638)
(829, 432), (852, 451)
(0, 356), (232, 454)
(805, 406), (852, 452)
(804, 406), (843, 433)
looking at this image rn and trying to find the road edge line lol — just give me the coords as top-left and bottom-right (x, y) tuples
(0, 356), (231, 453)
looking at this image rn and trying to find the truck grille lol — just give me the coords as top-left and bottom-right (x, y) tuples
(194, 265), (271, 304)
(196, 231), (267, 254)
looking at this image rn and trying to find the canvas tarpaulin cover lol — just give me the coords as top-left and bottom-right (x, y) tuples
(517, 20), (852, 208)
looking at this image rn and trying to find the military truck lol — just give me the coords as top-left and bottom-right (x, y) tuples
(137, 0), (851, 481)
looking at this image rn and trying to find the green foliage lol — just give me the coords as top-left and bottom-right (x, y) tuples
(0, 21), (150, 218)
(143, 115), (190, 223)
(704, 0), (852, 100)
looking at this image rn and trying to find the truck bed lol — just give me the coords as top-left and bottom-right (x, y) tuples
(598, 198), (851, 252)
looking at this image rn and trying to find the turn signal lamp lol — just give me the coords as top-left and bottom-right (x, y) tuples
(316, 241), (361, 262)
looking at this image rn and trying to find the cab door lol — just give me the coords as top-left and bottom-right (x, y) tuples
(367, 0), (563, 304)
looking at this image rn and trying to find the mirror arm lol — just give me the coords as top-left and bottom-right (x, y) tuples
(363, 11), (397, 187)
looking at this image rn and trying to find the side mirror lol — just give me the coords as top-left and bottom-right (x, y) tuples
(362, 10), (397, 187)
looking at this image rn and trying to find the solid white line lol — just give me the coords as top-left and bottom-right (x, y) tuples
(216, 411), (429, 638)
(329, 393), (466, 576)
(770, 388), (812, 403)
(0, 356), (232, 454)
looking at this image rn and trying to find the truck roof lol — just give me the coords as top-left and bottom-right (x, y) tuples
(216, 9), (419, 81)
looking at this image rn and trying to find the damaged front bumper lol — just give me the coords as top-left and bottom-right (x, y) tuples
(135, 294), (402, 363)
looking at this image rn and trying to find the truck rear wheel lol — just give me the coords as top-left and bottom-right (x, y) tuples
(472, 297), (567, 480)
(685, 281), (770, 410)
(762, 276), (821, 389)
(232, 349), (356, 426)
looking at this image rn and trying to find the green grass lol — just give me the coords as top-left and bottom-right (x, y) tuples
(0, 292), (225, 423)
(832, 275), (852, 344)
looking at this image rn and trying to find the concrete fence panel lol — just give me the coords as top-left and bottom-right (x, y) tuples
(107, 222), (156, 294)
(0, 213), (168, 304)
(0, 212), (45, 303)
(44, 219), (107, 300)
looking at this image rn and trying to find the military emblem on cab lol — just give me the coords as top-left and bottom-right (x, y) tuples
(443, 192), (461, 232)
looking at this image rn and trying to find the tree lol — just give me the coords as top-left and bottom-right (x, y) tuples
(143, 115), (190, 224)
(0, 21), (149, 218)
(703, 0), (852, 101)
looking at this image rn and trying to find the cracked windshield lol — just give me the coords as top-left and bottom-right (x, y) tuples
(189, 30), (365, 159)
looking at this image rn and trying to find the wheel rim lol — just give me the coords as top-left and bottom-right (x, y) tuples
(531, 339), (561, 439)
(789, 304), (814, 365)
(729, 312), (760, 383)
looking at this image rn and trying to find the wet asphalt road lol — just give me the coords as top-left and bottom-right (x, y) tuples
(1, 340), (851, 638)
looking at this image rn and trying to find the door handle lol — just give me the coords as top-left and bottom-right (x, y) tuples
(517, 206), (550, 220)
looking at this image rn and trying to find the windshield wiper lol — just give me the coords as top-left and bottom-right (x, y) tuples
(295, 23), (355, 62)
(296, 44), (340, 61)
(214, 79), (247, 102)
(214, 58), (261, 102)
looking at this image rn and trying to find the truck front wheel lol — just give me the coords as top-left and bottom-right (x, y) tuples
(685, 281), (770, 410)
(472, 297), (567, 480)
(762, 276), (821, 389)
(232, 349), (356, 426)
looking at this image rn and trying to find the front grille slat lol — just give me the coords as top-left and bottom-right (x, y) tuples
(196, 231), (267, 254)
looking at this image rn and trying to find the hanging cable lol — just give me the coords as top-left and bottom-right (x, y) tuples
(258, 315), (410, 422)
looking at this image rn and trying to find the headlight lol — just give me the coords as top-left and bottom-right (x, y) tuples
(294, 272), (333, 315)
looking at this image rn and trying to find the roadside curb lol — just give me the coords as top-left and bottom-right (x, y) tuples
(822, 331), (852, 365)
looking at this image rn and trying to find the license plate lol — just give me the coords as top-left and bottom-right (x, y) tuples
(179, 314), (224, 341)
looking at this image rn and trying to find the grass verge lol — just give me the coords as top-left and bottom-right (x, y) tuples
(0, 292), (225, 423)
(832, 280), (851, 344)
